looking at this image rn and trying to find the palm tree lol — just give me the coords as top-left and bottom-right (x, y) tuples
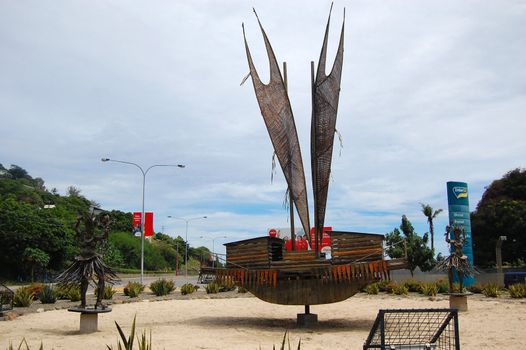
(420, 203), (443, 252)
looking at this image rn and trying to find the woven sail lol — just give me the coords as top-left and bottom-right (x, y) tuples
(311, 8), (345, 243)
(242, 13), (311, 238)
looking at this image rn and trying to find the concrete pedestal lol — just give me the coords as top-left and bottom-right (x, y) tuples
(448, 293), (470, 312)
(68, 306), (112, 333)
(297, 313), (318, 327)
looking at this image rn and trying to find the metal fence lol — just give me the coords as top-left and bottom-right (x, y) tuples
(363, 309), (460, 350)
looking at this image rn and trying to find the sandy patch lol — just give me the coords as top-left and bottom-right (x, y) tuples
(1, 293), (525, 349)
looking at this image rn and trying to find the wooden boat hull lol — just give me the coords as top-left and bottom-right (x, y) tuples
(246, 278), (370, 305)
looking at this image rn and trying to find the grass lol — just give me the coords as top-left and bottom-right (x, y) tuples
(420, 283), (438, 297)
(392, 284), (409, 295)
(482, 283), (500, 298)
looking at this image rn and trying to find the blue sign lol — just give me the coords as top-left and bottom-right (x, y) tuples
(446, 181), (475, 286)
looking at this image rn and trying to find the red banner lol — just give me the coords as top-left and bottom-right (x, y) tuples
(132, 212), (154, 237)
(133, 212), (141, 228)
(144, 212), (154, 237)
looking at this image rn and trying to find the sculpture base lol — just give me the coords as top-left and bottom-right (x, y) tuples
(297, 313), (318, 327)
(68, 307), (112, 333)
(448, 293), (471, 312)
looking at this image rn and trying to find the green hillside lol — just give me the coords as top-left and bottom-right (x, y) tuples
(0, 163), (210, 281)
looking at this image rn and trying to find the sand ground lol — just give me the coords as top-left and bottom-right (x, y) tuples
(1, 293), (525, 349)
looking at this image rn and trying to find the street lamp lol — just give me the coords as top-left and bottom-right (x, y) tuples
(101, 158), (185, 284)
(167, 215), (207, 279)
(199, 235), (227, 268)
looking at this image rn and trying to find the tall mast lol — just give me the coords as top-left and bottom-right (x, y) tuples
(283, 61), (296, 251)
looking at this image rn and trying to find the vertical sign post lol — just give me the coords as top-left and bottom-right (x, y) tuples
(446, 181), (475, 286)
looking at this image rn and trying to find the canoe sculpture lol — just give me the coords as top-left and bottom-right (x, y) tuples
(201, 7), (407, 306)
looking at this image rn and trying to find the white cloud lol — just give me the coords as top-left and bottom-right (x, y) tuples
(1, 0), (525, 257)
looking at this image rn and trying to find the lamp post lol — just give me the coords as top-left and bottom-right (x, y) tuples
(167, 215), (207, 279)
(200, 235), (227, 268)
(101, 158), (185, 284)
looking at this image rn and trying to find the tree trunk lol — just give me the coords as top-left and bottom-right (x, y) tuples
(430, 220), (435, 252)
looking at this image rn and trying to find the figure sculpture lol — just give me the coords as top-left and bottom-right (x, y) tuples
(56, 209), (118, 309)
(436, 225), (475, 293)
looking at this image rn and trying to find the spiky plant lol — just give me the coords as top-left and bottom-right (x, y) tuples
(508, 284), (526, 298)
(13, 287), (34, 307)
(149, 279), (174, 296)
(38, 285), (57, 304)
(107, 315), (152, 350)
(5, 339), (44, 350)
(95, 286), (117, 300)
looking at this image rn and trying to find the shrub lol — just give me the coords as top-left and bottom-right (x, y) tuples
(508, 284), (526, 298)
(180, 283), (198, 295)
(94, 286), (116, 300)
(393, 284), (409, 295)
(376, 280), (390, 292)
(150, 279), (175, 296)
(237, 286), (248, 293)
(38, 285), (57, 304)
(364, 283), (379, 295)
(384, 281), (398, 294)
(205, 282), (220, 294)
(421, 283), (438, 297)
(468, 284), (484, 294)
(124, 282), (144, 298)
(68, 286), (81, 302)
(218, 281), (235, 293)
(451, 283), (466, 293)
(482, 284), (500, 298)
(435, 279), (449, 293)
(26, 283), (45, 298)
(403, 280), (422, 293)
(55, 285), (71, 300)
(13, 287), (34, 307)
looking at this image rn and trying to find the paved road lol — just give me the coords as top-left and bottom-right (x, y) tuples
(114, 274), (200, 288)
(6, 274), (201, 291)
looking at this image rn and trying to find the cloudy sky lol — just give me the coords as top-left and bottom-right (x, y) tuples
(1, 0), (525, 256)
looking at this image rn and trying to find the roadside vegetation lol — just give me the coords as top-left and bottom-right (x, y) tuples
(0, 164), (212, 282)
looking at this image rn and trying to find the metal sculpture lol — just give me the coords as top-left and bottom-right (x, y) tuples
(436, 225), (475, 293)
(199, 6), (407, 309)
(56, 209), (118, 309)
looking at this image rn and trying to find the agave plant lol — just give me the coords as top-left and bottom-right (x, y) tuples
(5, 339), (44, 350)
(273, 331), (301, 350)
(107, 315), (152, 350)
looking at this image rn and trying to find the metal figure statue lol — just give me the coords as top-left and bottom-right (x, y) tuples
(56, 209), (118, 309)
(436, 225), (475, 293)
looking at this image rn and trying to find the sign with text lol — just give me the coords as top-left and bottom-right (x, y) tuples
(132, 212), (154, 237)
(446, 181), (474, 286)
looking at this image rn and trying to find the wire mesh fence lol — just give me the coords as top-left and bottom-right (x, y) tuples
(363, 309), (460, 350)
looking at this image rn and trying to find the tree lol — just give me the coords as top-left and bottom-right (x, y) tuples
(7, 164), (30, 180)
(385, 215), (436, 276)
(67, 186), (82, 197)
(471, 168), (526, 267)
(420, 203), (443, 252)
(0, 198), (72, 279)
(23, 247), (50, 282)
